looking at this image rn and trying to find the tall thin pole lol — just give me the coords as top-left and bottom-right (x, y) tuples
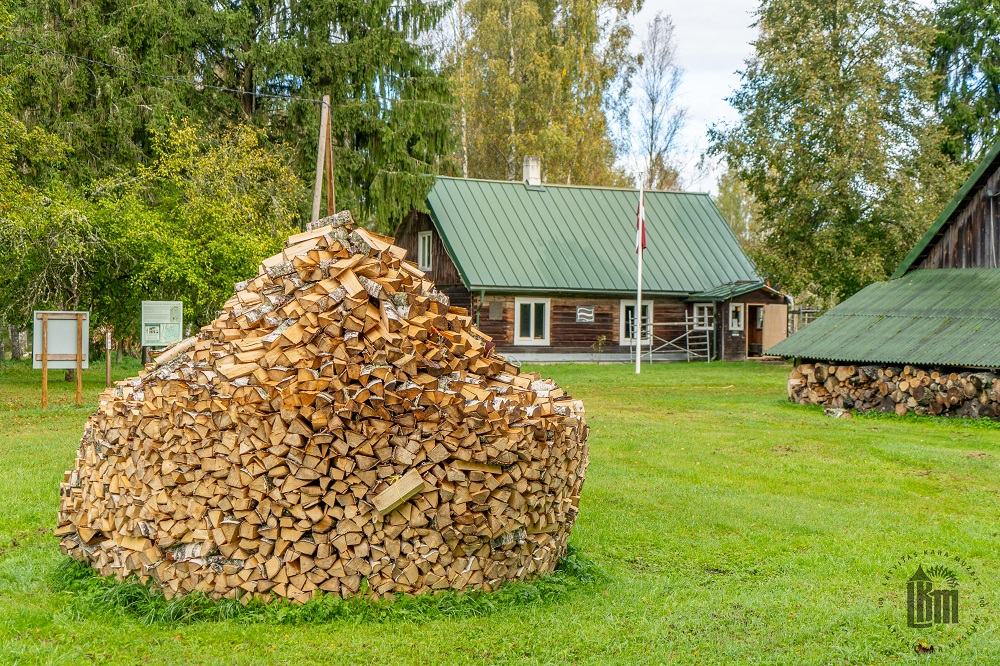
(311, 95), (331, 223)
(635, 181), (644, 375)
(325, 107), (335, 216)
(105, 330), (112, 388)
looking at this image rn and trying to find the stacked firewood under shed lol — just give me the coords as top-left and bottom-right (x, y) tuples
(56, 212), (589, 603)
(788, 362), (1000, 419)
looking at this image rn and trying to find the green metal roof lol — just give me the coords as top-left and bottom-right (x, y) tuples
(893, 137), (1000, 278)
(688, 281), (768, 301)
(425, 177), (761, 295)
(767, 268), (1000, 368)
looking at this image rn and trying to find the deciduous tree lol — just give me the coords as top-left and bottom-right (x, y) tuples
(447, 0), (637, 186)
(709, 0), (963, 301)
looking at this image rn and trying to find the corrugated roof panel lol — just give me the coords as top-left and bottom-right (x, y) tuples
(426, 177), (761, 294)
(767, 268), (1000, 367)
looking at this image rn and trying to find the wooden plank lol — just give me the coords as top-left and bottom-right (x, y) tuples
(35, 312), (81, 321)
(372, 469), (425, 516)
(105, 331), (112, 388)
(41, 314), (48, 410)
(75, 313), (83, 405)
(34, 353), (84, 361)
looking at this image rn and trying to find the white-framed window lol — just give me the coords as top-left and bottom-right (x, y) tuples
(417, 231), (433, 271)
(692, 303), (713, 330)
(514, 297), (550, 345)
(576, 306), (595, 323)
(729, 303), (745, 331)
(619, 300), (653, 345)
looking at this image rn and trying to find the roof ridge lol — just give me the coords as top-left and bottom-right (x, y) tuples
(435, 175), (711, 196)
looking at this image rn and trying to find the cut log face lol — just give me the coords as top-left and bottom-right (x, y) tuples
(57, 213), (589, 603)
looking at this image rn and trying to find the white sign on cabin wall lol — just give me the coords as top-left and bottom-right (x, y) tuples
(32, 311), (90, 370)
(141, 301), (184, 347)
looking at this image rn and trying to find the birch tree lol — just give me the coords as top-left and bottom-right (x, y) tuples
(637, 12), (686, 190)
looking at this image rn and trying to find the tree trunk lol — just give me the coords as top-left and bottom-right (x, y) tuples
(505, 5), (517, 181)
(9, 326), (23, 361)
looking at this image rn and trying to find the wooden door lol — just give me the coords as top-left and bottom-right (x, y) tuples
(762, 303), (788, 351)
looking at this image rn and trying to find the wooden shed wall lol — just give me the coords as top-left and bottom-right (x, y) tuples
(395, 212), (465, 287)
(919, 163), (1000, 270)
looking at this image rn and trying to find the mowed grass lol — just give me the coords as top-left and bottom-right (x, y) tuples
(1, 359), (1000, 664)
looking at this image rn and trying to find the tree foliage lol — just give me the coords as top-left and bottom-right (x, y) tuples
(714, 167), (758, 246)
(93, 119), (306, 335)
(4, 0), (451, 230)
(0, 111), (305, 341)
(0, 60), (114, 327)
(931, 0), (1000, 162)
(709, 0), (963, 302)
(447, 0), (638, 185)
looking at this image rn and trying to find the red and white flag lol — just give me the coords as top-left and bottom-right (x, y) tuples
(635, 184), (647, 253)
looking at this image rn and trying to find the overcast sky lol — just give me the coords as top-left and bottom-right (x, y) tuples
(626, 0), (760, 193)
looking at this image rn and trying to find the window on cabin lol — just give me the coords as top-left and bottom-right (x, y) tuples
(729, 303), (745, 331)
(417, 231), (433, 271)
(693, 303), (713, 330)
(514, 298), (550, 345)
(620, 300), (652, 345)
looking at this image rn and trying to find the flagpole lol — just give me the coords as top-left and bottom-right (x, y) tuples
(635, 179), (644, 375)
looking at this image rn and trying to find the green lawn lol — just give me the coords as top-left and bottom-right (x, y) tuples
(1, 360), (999, 664)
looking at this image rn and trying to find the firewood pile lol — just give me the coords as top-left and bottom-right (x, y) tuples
(788, 361), (1000, 419)
(55, 212), (589, 603)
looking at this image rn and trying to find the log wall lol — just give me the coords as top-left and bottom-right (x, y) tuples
(474, 295), (691, 356)
(788, 361), (1000, 419)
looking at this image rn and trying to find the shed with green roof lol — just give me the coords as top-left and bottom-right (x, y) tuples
(396, 174), (788, 362)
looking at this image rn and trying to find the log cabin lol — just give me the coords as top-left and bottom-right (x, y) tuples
(396, 163), (788, 363)
(769, 136), (1000, 417)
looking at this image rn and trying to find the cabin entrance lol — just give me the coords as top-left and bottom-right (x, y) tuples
(747, 305), (764, 357)
(747, 303), (789, 358)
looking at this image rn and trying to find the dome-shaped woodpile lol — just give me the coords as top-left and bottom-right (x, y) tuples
(56, 213), (589, 603)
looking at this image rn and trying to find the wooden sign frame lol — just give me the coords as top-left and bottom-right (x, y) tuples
(32, 311), (89, 409)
